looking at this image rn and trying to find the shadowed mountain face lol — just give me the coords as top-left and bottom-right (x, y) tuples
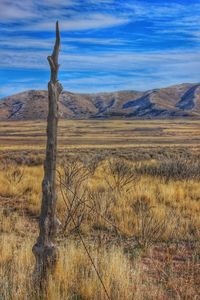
(1, 83), (200, 120)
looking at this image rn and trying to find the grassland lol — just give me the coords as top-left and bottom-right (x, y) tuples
(0, 119), (200, 299)
(0, 119), (200, 151)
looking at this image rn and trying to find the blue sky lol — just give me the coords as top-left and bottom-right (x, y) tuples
(0, 0), (200, 98)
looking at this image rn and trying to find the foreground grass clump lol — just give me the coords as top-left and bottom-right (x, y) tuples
(0, 233), (137, 300)
(0, 149), (200, 299)
(0, 214), (199, 300)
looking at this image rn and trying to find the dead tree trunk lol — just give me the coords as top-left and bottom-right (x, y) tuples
(32, 21), (63, 285)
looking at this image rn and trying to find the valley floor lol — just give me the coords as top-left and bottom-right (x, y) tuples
(0, 119), (200, 151)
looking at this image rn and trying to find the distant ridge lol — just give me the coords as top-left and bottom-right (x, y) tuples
(1, 83), (200, 120)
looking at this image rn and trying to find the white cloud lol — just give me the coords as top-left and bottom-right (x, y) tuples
(14, 14), (129, 32)
(0, 37), (76, 50)
(0, 0), (129, 32)
(1, 47), (199, 80)
(125, 1), (200, 42)
(0, 0), (78, 21)
(62, 37), (127, 45)
(41, 0), (78, 6)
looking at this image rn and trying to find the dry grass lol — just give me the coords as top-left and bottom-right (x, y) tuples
(0, 231), (138, 300)
(0, 119), (200, 152)
(0, 120), (200, 299)
(1, 210), (199, 300)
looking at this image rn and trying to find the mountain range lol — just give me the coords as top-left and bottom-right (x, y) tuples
(1, 83), (200, 120)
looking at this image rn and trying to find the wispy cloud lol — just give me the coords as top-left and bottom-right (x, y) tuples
(1, 47), (199, 79)
(24, 14), (130, 32)
(0, 0), (78, 20)
(0, 0), (129, 31)
(0, 37), (76, 50)
(0, 0), (37, 21)
(125, 1), (200, 43)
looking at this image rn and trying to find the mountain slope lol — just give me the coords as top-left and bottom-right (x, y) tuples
(0, 83), (200, 120)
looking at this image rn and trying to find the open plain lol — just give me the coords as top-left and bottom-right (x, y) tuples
(1, 119), (200, 151)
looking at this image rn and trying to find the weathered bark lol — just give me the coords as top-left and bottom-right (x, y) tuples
(32, 21), (63, 285)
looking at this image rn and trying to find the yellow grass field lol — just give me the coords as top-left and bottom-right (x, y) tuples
(0, 119), (200, 151)
(0, 119), (200, 300)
